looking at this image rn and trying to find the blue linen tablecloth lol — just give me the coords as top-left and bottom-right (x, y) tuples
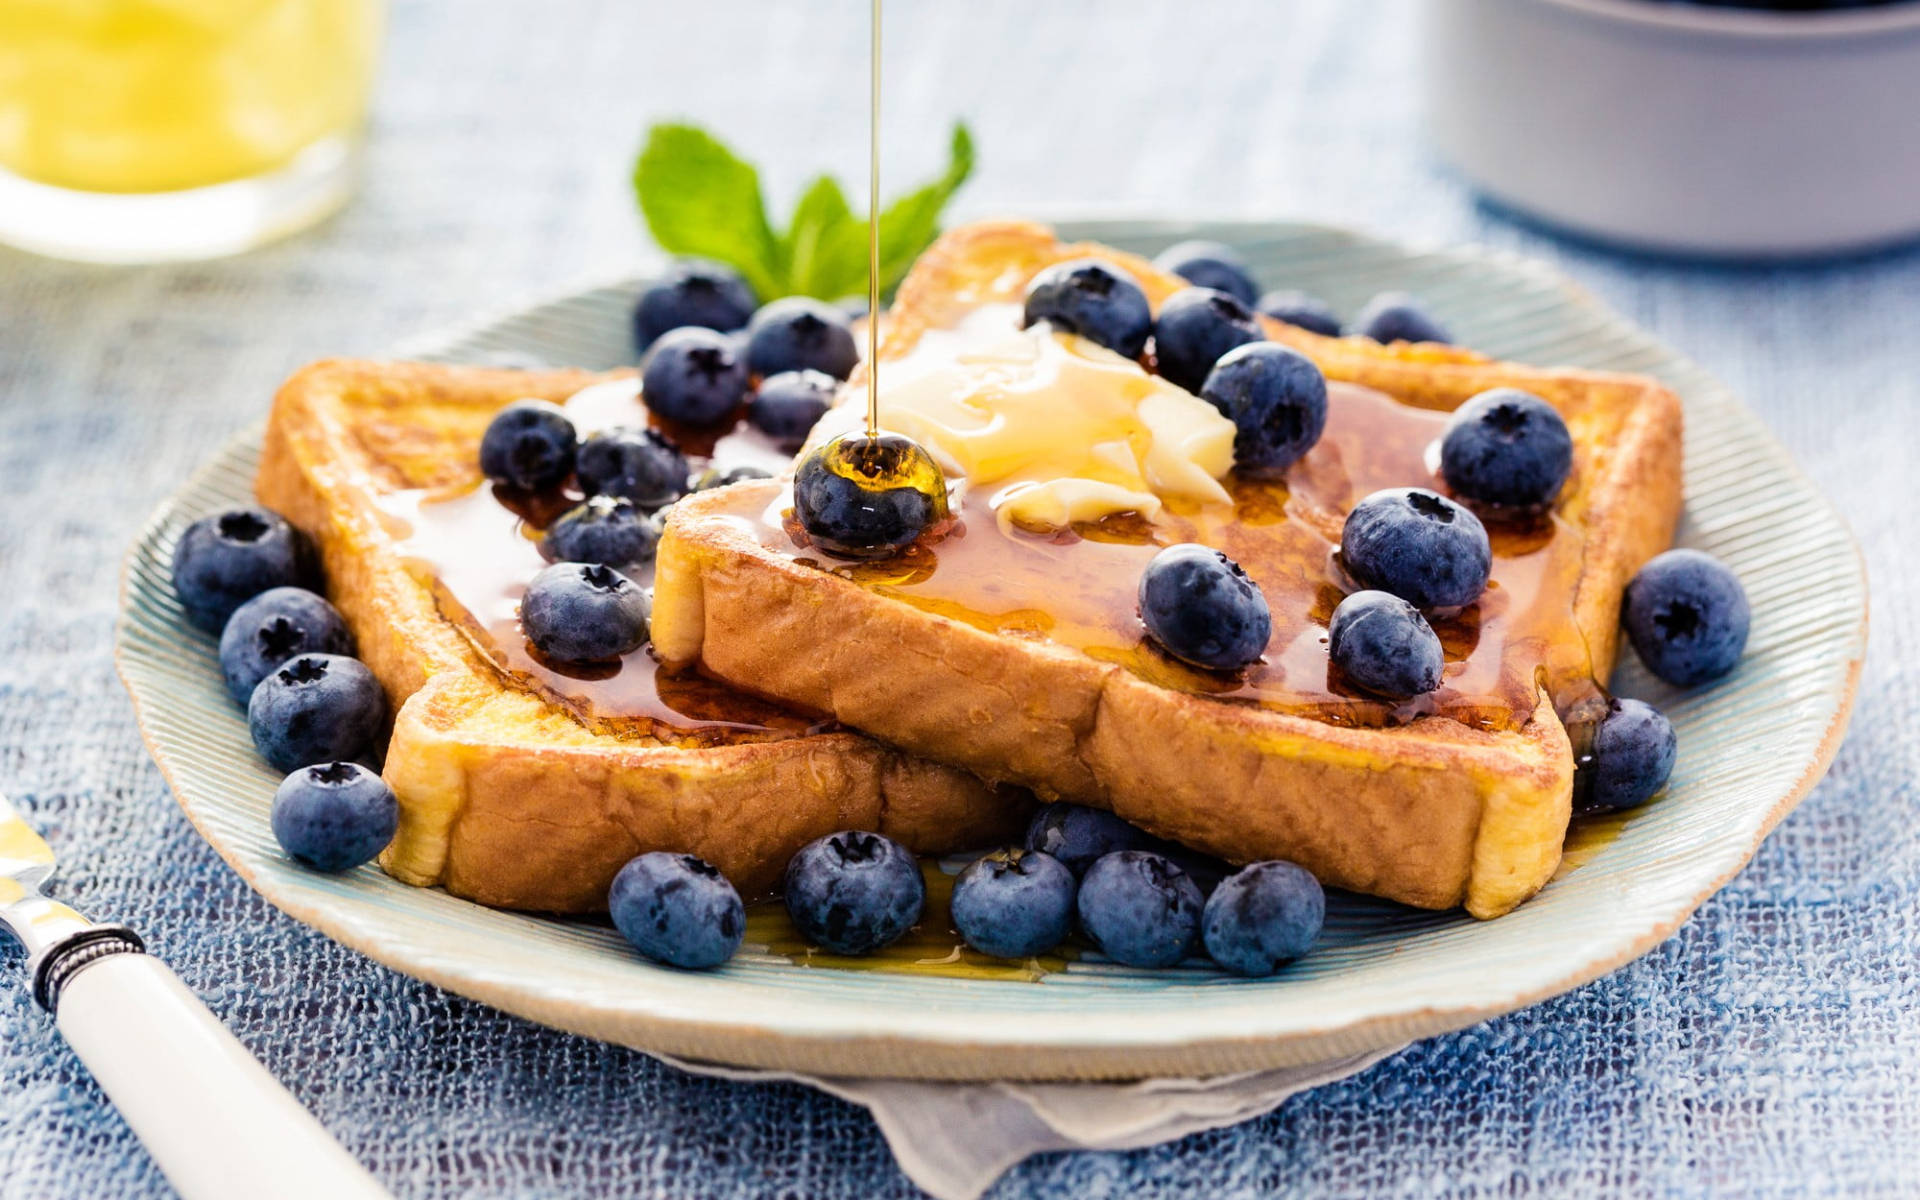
(2, 1), (1914, 1195)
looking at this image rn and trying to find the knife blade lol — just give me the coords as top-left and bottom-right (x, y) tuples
(1, 791), (390, 1200)
(0, 791), (94, 958)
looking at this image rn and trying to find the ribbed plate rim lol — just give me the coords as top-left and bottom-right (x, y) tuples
(113, 219), (1867, 1080)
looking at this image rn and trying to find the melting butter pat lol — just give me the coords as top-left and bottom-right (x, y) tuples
(834, 304), (1236, 529)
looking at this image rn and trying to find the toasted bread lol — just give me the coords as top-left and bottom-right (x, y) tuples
(256, 360), (1029, 912)
(652, 221), (1683, 918)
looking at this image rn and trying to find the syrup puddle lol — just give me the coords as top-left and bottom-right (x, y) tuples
(1554, 807), (1637, 880)
(741, 859), (1075, 982)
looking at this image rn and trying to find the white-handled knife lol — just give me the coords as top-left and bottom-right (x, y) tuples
(1, 791), (390, 1200)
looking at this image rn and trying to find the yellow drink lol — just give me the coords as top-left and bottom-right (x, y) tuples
(0, 0), (381, 195)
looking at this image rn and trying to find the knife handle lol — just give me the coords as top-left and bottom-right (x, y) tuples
(51, 949), (389, 1200)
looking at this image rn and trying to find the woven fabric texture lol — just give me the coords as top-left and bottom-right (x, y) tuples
(1, 1), (1915, 1196)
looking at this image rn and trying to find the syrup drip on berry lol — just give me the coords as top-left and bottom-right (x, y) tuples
(793, 431), (949, 560)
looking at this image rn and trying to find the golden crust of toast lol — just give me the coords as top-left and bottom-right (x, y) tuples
(257, 359), (1028, 912)
(653, 221), (1684, 918)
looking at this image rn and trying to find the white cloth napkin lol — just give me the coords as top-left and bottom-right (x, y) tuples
(660, 1046), (1401, 1200)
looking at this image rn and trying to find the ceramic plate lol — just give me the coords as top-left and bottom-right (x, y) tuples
(116, 221), (1866, 1080)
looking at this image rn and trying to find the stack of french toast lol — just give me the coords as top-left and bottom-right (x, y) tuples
(177, 221), (1758, 976)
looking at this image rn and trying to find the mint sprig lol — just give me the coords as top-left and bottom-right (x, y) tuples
(633, 121), (974, 303)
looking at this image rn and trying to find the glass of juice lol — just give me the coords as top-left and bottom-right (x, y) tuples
(0, 0), (384, 263)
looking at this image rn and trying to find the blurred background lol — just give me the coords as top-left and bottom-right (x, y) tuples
(3, 2), (1916, 1197)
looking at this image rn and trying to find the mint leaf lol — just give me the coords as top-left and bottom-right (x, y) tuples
(633, 124), (782, 300)
(632, 119), (975, 303)
(781, 175), (868, 301)
(873, 121), (975, 291)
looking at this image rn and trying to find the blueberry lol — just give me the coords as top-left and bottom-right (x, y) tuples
(609, 851), (746, 970)
(1622, 549), (1750, 686)
(1328, 590), (1444, 699)
(1440, 389), (1574, 511)
(1021, 259), (1153, 360)
(172, 507), (320, 632)
(743, 297), (859, 381)
(478, 400), (577, 492)
(783, 830), (925, 955)
(1138, 544), (1271, 672)
(633, 260), (757, 351)
(1201, 861), (1325, 976)
(247, 654), (385, 773)
(1024, 803), (1160, 876)
(1256, 289), (1343, 337)
(1153, 287), (1264, 394)
(520, 562), (649, 663)
(950, 848), (1076, 959)
(1578, 697), (1678, 814)
(542, 495), (659, 570)
(692, 464), (774, 492)
(1153, 240), (1258, 306)
(1199, 343), (1329, 476)
(642, 326), (750, 427)
(1340, 488), (1492, 610)
(1075, 851), (1202, 969)
(218, 587), (353, 707)
(1354, 291), (1452, 345)
(576, 427), (690, 510)
(269, 761), (397, 872)
(748, 369), (838, 449)
(793, 432), (949, 559)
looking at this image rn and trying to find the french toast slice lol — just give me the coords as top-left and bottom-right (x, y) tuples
(652, 221), (1684, 919)
(256, 359), (1029, 912)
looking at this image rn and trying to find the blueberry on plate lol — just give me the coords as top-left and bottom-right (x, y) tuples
(1354, 291), (1453, 345)
(1152, 240), (1259, 306)
(1024, 803), (1160, 877)
(1577, 697), (1677, 814)
(542, 495), (659, 570)
(1138, 544), (1271, 673)
(632, 259), (758, 352)
(520, 562), (649, 663)
(783, 830), (926, 955)
(1622, 549), (1750, 686)
(793, 431), (949, 559)
(247, 653), (386, 773)
(1440, 388), (1574, 512)
(479, 399), (578, 492)
(1201, 860), (1326, 977)
(642, 326), (750, 427)
(1199, 342), (1329, 476)
(270, 761), (397, 872)
(1340, 487), (1492, 610)
(609, 851), (746, 971)
(743, 297), (860, 381)
(1256, 289), (1343, 337)
(218, 586), (353, 707)
(1021, 258), (1154, 360)
(172, 506), (320, 632)
(1152, 287), (1264, 395)
(1075, 851), (1203, 969)
(576, 427), (690, 510)
(1328, 590), (1444, 699)
(748, 369), (838, 449)
(950, 848), (1076, 959)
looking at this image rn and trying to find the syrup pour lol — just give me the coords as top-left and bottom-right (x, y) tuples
(865, 0), (883, 440)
